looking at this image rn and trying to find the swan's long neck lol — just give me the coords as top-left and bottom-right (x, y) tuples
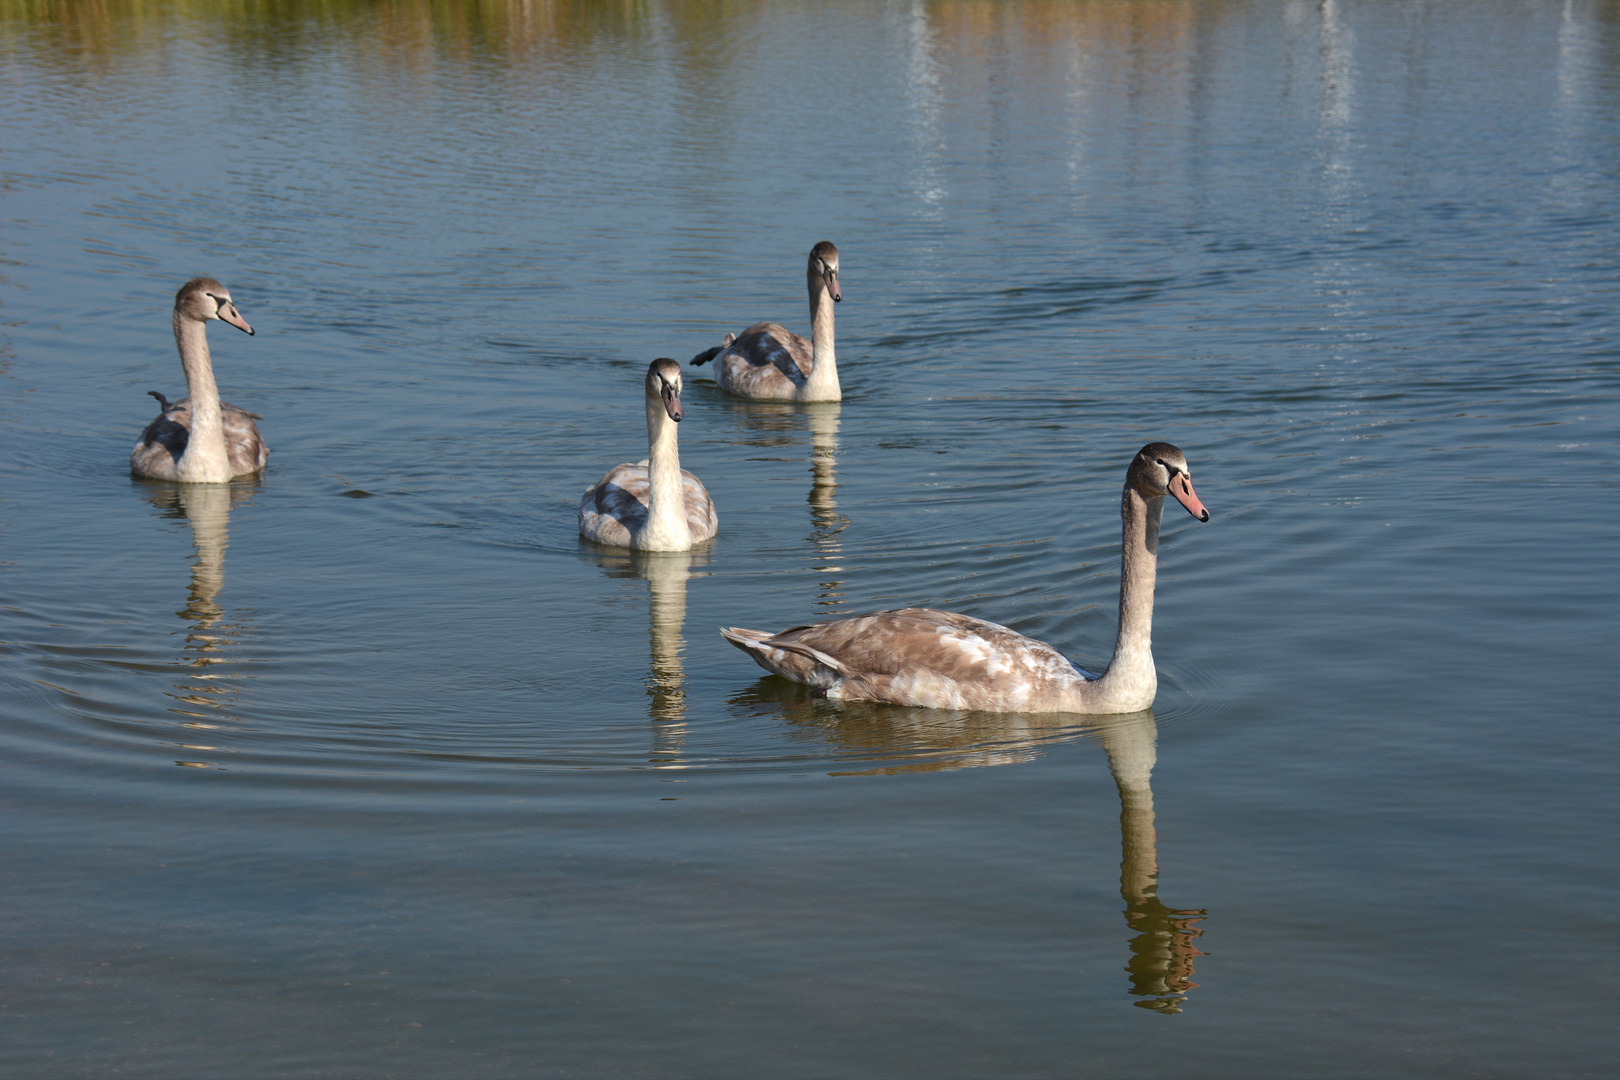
(638, 397), (689, 550)
(800, 271), (839, 401)
(173, 313), (230, 483)
(1088, 487), (1162, 710)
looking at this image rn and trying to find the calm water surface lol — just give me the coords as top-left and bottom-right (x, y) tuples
(1, 1), (1616, 1076)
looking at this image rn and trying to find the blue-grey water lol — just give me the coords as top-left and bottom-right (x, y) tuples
(1, 1), (1616, 1076)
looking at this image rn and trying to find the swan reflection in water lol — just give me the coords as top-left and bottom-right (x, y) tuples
(721, 400), (847, 612)
(736, 688), (1207, 1011)
(1093, 712), (1208, 1012)
(592, 549), (706, 768)
(804, 403), (847, 611)
(141, 480), (261, 748)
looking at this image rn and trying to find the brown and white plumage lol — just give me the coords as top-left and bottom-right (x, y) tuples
(131, 278), (267, 482)
(690, 241), (842, 402)
(721, 608), (1100, 711)
(721, 443), (1211, 714)
(579, 464), (718, 550)
(579, 359), (719, 551)
(134, 392), (266, 479)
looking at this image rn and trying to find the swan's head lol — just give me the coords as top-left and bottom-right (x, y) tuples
(175, 277), (254, 336)
(646, 358), (684, 422)
(1129, 442), (1209, 522)
(809, 241), (841, 303)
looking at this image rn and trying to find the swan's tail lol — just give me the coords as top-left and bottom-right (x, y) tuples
(719, 626), (846, 689)
(689, 332), (736, 367)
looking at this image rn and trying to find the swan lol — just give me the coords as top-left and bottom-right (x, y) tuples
(579, 359), (719, 551)
(130, 278), (267, 482)
(720, 442), (1210, 714)
(689, 241), (842, 402)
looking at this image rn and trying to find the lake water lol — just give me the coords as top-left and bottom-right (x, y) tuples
(1, 1), (1616, 1075)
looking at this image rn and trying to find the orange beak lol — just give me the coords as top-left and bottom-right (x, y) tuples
(1168, 473), (1209, 522)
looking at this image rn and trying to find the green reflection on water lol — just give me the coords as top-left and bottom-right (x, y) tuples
(0, 0), (1240, 62)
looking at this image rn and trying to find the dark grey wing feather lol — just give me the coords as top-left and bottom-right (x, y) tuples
(136, 413), (189, 459)
(729, 321), (812, 382)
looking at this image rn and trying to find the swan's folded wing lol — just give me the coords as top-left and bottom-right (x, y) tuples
(759, 609), (1092, 707)
(730, 322), (812, 379)
(221, 403), (268, 474)
(716, 322), (814, 398)
(681, 469), (719, 541)
(136, 413), (190, 457)
(579, 462), (649, 544)
(763, 609), (1013, 675)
